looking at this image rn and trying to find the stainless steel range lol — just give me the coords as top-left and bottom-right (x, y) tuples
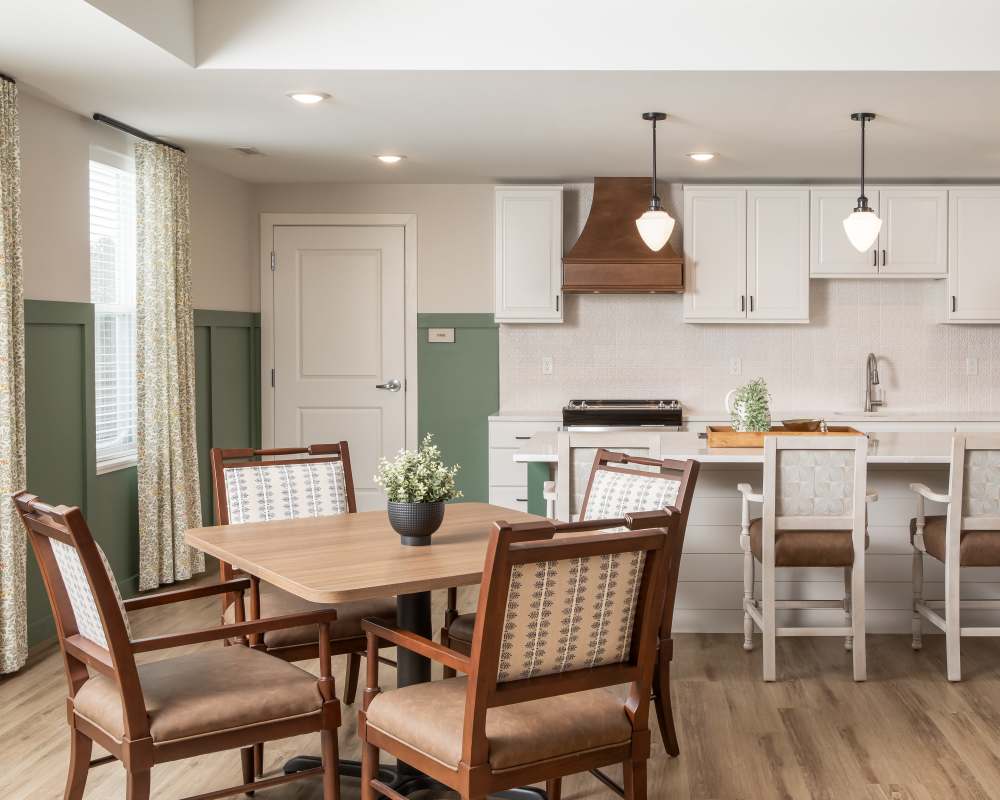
(562, 399), (683, 431)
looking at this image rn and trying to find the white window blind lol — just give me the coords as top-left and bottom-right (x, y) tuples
(89, 158), (137, 472)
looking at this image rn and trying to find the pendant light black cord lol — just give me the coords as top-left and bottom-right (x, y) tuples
(642, 111), (666, 211)
(651, 116), (658, 203)
(859, 115), (866, 203)
(851, 112), (875, 213)
(93, 113), (185, 153)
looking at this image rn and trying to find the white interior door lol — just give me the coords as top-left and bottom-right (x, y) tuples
(270, 225), (406, 510)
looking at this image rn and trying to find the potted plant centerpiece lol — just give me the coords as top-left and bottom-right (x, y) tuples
(374, 433), (462, 546)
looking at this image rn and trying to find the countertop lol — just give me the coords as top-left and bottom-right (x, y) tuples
(512, 431), (957, 464)
(491, 409), (1000, 423)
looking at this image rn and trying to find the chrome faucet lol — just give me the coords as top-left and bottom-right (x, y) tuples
(864, 352), (884, 413)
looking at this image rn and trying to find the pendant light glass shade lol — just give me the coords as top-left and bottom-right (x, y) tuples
(842, 209), (882, 252)
(636, 209), (676, 251)
(637, 112), (674, 251)
(844, 112), (881, 253)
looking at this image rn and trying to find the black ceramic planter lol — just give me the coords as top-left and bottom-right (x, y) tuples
(387, 501), (445, 546)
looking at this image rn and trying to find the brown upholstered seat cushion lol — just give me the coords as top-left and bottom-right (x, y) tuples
(447, 612), (476, 644)
(910, 516), (1000, 566)
(73, 646), (322, 742)
(364, 676), (632, 772)
(749, 518), (868, 567)
(223, 583), (395, 648)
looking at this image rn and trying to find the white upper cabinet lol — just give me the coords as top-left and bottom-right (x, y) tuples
(948, 189), (1000, 322)
(879, 189), (948, 276)
(684, 187), (808, 323)
(810, 187), (948, 278)
(494, 186), (563, 323)
(747, 189), (810, 322)
(683, 188), (747, 321)
(810, 188), (880, 276)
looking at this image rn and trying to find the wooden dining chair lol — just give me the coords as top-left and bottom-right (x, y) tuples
(910, 434), (1000, 681)
(13, 491), (343, 800)
(738, 435), (876, 682)
(360, 508), (678, 800)
(442, 448), (698, 769)
(211, 443), (396, 775)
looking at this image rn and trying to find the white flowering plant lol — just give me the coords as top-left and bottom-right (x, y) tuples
(373, 433), (463, 504)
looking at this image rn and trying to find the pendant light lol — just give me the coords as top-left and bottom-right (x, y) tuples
(636, 112), (675, 251)
(843, 112), (882, 252)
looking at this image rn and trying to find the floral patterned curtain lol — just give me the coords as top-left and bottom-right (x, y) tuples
(135, 141), (203, 590)
(0, 77), (27, 673)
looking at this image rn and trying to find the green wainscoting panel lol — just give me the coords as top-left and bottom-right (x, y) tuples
(417, 314), (498, 503)
(527, 462), (549, 518)
(24, 301), (98, 644)
(193, 310), (262, 525)
(23, 302), (261, 648)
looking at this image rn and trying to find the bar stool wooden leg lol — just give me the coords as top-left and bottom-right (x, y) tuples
(851, 554), (867, 682)
(843, 567), (854, 652)
(912, 548), (924, 650)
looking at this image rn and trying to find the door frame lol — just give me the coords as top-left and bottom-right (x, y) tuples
(259, 212), (418, 451)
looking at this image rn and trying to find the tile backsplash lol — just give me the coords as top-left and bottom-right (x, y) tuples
(499, 279), (1000, 414)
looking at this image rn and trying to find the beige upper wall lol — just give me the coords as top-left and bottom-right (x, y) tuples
(253, 183), (494, 313)
(18, 89), (255, 311)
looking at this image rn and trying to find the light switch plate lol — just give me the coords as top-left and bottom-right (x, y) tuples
(541, 356), (554, 375)
(427, 327), (455, 343)
(729, 357), (742, 376)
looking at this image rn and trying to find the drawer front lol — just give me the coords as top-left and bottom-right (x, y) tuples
(488, 419), (560, 448)
(489, 486), (529, 512)
(489, 448), (528, 486)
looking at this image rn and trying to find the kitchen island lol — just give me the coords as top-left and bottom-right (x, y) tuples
(510, 429), (1000, 634)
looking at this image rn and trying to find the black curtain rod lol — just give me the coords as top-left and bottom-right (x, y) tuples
(93, 113), (185, 153)
(0, 72), (14, 84)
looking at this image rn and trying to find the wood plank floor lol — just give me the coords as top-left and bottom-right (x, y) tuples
(4, 585), (1000, 799)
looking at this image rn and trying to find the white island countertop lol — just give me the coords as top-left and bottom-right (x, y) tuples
(513, 431), (956, 464)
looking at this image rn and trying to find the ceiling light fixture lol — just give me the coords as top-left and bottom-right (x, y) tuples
(376, 154), (405, 164)
(688, 152), (716, 162)
(287, 92), (329, 105)
(636, 112), (675, 252)
(843, 112), (882, 252)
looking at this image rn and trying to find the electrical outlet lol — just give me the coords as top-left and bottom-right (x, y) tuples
(967, 357), (979, 376)
(541, 356), (554, 375)
(729, 357), (742, 376)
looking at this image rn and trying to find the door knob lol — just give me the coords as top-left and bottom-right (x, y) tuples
(375, 379), (402, 392)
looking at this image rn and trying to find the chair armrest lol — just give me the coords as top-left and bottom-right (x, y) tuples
(362, 619), (471, 674)
(865, 490), (879, 503)
(130, 607), (339, 654)
(123, 577), (252, 611)
(909, 483), (950, 504)
(737, 483), (764, 503)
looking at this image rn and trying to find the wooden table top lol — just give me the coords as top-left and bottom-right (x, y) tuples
(185, 502), (543, 603)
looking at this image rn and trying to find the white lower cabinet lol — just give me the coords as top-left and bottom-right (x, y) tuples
(487, 415), (559, 512)
(684, 186), (809, 323)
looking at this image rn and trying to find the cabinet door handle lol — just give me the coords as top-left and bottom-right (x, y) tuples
(749, 295), (755, 313)
(516, 498), (528, 503)
(555, 295), (560, 312)
(952, 296), (957, 313)
(514, 435), (531, 440)
(873, 250), (878, 267)
(740, 295), (746, 312)
(882, 249), (887, 267)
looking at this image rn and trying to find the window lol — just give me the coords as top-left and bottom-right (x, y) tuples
(89, 155), (137, 473)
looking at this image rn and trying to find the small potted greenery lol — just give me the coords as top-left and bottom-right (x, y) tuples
(725, 377), (772, 433)
(374, 433), (462, 546)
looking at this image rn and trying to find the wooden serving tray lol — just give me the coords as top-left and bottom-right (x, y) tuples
(706, 425), (864, 448)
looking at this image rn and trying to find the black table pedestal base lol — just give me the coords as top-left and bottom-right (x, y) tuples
(282, 756), (547, 799)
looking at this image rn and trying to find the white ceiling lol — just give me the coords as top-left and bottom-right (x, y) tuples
(4, 1), (1000, 184)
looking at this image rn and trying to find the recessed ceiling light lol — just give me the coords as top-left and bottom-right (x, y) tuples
(376, 154), (405, 164)
(688, 152), (716, 162)
(287, 92), (330, 105)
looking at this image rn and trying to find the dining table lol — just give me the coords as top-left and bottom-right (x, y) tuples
(186, 501), (548, 800)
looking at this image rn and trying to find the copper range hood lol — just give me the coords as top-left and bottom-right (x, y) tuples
(563, 177), (683, 293)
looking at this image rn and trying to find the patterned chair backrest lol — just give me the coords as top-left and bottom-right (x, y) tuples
(212, 442), (356, 526)
(474, 514), (674, 688)
(764, 435), (867, 532)
(950, 435), (1000, 529)
(580, 452), (684, 527)
(13, 494), (132, 650)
